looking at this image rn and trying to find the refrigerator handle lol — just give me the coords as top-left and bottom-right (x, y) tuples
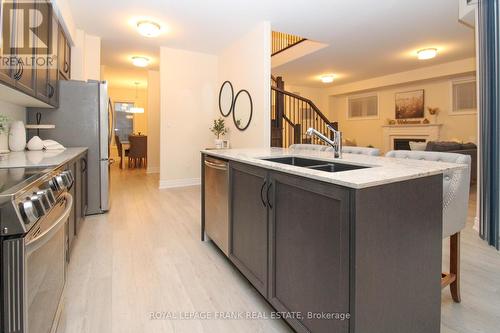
(108, 99), (114, 146)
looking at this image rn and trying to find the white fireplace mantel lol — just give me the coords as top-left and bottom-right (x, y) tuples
(382, 124), (442, 152)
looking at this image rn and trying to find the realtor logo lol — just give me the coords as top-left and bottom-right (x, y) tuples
(1, 0), (55, 70)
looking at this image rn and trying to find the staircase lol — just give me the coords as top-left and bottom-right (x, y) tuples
(270, 31), (337, 147)
(271, 76), (337, 148)
(272, 31), (307, 56)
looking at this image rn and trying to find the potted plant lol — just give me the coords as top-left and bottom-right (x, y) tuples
(210, 117), (228, 149)
(0, 114), (9, 153)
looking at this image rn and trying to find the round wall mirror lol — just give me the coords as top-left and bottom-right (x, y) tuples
(233, 89), (253, 131)
(218, 81), (234, 117)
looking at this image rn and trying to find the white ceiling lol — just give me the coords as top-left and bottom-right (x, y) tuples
(68, 0), (475, 86)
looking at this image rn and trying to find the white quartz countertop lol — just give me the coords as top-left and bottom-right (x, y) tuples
(0, 147), (88, 169)
(201, 148), (466, 189)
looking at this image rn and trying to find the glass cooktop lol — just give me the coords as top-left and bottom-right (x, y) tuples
(0, 167), (50, 196)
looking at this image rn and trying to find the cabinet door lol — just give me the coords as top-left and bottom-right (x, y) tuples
(0, 0), (15, 86)
(67, 161), (77, 259)
(35, 0), (50, 102)
(74, 158), (82, 233)
(64, 35), (70, 79)
(58, 25), (70, 80)
(57, 24), (66, 79)
(47, 11), (58, 106)
(269, 172), (350, 333)
(12, 0), (36, 96)
(229, 162), (269, 297)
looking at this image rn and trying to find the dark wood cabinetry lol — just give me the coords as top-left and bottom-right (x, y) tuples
(229, 162), (269, 297)
(65, 152), (88, 261)
(58, 24), (70, 80)
(269, 173), (350, 333)
(202, 153), (443, 333)
(35, 0), (50, 103)
(0, 0), (70, 107)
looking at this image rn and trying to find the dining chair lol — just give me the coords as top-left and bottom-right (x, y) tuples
(128, 135), (148, 168)
(385, 150), (471, 303)
(115, 135), (129, 169)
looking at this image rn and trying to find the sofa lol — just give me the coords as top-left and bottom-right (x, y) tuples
(425, 141), (477, 183)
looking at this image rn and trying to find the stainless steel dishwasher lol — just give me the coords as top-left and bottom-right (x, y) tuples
(204, 156), (229, 256)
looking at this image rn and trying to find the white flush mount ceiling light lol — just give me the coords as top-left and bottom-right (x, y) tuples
(321, 75), (335, 83)
(417, 48), (438, 60)
(132, 56), (150, 67)
(137, 20), (161, 37)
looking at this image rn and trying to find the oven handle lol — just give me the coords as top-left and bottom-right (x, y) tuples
(25, 193), (73, 255)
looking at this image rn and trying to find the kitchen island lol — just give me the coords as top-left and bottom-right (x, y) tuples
(201, 148), (466, 333)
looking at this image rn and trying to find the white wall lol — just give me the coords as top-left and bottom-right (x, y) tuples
(147, 70), (160, 173)
(217, 22), (271, 148)
(159, 48), (218, 188)
(329, 77), (478, 150)
(158, 22), (271, 188)
(285, 84), (329, 113)
(71, 29), (101, 81)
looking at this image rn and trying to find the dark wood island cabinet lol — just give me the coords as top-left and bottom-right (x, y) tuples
(201, 153), (443, 333)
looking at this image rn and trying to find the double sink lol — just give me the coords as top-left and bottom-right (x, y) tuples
(262, 157), (369, 173)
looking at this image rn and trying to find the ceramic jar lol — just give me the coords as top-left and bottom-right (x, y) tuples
(9, 121), (26, 152)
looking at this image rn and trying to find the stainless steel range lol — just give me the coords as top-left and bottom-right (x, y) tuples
(0, 166), (74, 333)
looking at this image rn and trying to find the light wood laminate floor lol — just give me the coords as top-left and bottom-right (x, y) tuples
(57, 167), (500, 333)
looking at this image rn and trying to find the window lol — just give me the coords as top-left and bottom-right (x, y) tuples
(114, 102), (134, 142)
(347, 94), (378, 119)
(451, 78), (477, 114)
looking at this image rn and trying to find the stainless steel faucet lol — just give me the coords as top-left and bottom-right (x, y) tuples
(306, 126), (343, 158)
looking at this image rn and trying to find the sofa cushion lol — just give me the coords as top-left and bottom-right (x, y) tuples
(426, 141), (462, 152)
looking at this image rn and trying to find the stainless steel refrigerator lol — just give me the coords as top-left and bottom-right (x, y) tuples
(28, 80), (112, 214)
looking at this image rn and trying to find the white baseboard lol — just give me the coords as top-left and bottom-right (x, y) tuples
(159, 178), (201, 189)
(146, 166), (160, 174)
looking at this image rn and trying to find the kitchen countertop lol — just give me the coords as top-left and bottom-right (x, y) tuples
(201, 147), (466, 189)
(0, 147), (88, 169)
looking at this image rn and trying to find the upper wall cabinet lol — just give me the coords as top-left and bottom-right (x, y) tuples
(57, 22), (70, 81)
(0, 0), (71, 107)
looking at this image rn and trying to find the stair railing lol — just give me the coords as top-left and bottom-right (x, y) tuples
(272, 31), (307, 56)
(271, 81), (337, 148)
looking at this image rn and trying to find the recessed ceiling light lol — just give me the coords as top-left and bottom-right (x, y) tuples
(132, 56), (150, 67)
(417, 48), (438, 60)
(321, 75), (335, 83)
(137, 20), (161, 37)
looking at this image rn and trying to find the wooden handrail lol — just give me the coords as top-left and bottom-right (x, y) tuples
(272, 31), (307, 56)
(271, 86), (332, 126)
(272, 38), (307, 56)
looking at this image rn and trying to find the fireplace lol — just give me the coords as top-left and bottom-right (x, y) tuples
(393, 138), (426, 150)
(382, 124), (442, 152)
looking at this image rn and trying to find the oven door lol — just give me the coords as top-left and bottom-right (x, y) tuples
(25, 193), (73, 333)
(2, 193), (73, 333)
